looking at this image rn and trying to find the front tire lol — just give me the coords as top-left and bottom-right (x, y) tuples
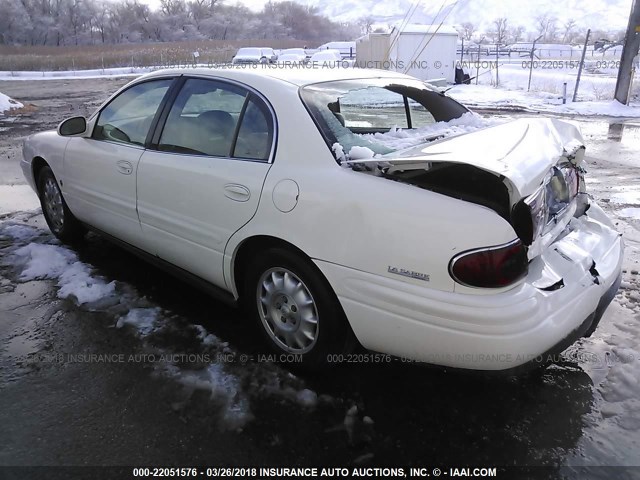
(244, 248), (355, 368)
(37, 166), (84, 243)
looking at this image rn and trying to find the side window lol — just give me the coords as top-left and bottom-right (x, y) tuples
(158, 79), (247, 157)
(93, 79), (172, 146)
(233, 96), (273, 161)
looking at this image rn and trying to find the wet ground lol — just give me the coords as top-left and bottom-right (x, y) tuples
(1, 78), (640, 477)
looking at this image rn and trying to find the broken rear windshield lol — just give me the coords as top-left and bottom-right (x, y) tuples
(299, 78), (470, 159)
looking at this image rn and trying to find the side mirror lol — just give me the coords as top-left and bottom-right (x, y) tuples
(58, 116), (87, 136)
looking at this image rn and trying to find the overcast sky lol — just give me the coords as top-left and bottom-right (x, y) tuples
(137, 0), (631, 33)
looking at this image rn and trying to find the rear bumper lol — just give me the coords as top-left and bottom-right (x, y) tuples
(314, 202), (624, 371)
(501, 270), (622, 374)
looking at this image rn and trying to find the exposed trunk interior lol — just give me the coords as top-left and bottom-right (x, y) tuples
(383, 163), (511, 221)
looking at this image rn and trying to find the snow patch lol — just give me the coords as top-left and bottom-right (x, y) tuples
(0, 185), (41, 215)
(448, 84), (640, 118)
(0, 91), (23, 114)
(194, 324), (220, 346)
(348, 145), (376, 160)
(332, 142), (346, 163)
(610, 191), (640, 204)
(619, 208), (640, 220)
(171, 363), (252, 429)
(116, 307), (161, 336)
(362, 111), (498, 151)
(295, 388), (319, 407)
(2, 224), (42, 241)
(601, 362), (640, 403)
(13, 242), (116, 305)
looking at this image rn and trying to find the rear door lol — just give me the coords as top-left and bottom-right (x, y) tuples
(136, 77), (275, 287)
(63, 78), (174, 246)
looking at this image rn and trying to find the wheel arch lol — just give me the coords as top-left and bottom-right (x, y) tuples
(232, 235), (314, 299)
(32, 156), (50, 184)
(231, 234), (359, 359)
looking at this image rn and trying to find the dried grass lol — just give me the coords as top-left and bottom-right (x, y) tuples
(0, 39), (305, 71)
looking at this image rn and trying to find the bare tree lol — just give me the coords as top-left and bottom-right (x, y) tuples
(562, 19), (577, 43)
(460, 21), (475, 41)
(492, 17), (508, 45)
(358, 15), (374, 35)
(535, 14), (558, 42)
(510, 25), (525, 43)
(0, 0), (357, 46)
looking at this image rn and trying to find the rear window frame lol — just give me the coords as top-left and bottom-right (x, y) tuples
(298, 78), (469, 161)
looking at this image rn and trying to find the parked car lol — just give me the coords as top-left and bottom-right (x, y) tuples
(277, 48), (307, 64)
(260, 47), (277, 63)
(277, 53), (306, 65)
(22, 67), (623, 371)
(279, 48), (307, 57)
(309, 49), (343, 65)
(231, 47), (274, 64)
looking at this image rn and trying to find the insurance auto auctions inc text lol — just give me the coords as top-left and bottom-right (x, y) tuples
(256, 467), (497, 477)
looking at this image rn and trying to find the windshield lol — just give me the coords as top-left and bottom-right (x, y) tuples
(300, 78), (470, 160)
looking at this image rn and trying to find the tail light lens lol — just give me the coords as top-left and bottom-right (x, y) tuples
(511, 163), (583, 246)
(449, 239), (528, 288)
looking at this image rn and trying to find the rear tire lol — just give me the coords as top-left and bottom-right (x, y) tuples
(37, 166), (84, 243)
(244, 247), (355, 369)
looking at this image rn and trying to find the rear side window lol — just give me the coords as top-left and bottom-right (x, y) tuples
(93, 79), (172, 147)
(158, 78), (246, 157)
(233, 97), (273, 161)
(157, 78), (273, 161)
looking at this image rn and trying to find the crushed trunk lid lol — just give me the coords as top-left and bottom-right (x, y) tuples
(369, 118), (585, 200)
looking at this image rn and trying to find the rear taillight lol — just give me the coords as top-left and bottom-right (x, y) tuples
(449, 239), (528, 288)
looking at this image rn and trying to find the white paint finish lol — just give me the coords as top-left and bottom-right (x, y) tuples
(314, 209), (623, 370)
(272, 179), (299, 213)
(137, 150), (270, 287)
(63, 137), (146, 246)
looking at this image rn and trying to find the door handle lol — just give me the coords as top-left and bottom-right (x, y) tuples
(224, 184), (251, 202)
(116, 160), (133, 175)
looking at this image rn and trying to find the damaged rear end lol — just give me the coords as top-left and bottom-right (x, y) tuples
(300, 77), (623, 369)
(375, 118), (620, 297)
(362, 118), (623, 366)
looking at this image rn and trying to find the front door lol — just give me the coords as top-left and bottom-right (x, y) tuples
(63, 78), (173, 246)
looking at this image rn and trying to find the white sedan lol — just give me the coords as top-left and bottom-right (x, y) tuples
(21, 67), (623, 371)
(231, 47), (275, 64)
(309, 49), (343, 65)
(276, 53), (307, 65)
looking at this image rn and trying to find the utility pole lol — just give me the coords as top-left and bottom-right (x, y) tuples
(528, 35), (543, 91)
(476, 36), (485, 85)
(573, 29), (591, 102)
(615, 0), (640, 104)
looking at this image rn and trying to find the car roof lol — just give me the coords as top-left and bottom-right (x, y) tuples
(141, 66), (416, 88)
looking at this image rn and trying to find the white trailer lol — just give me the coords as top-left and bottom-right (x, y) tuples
(356, 24), (458, 83)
